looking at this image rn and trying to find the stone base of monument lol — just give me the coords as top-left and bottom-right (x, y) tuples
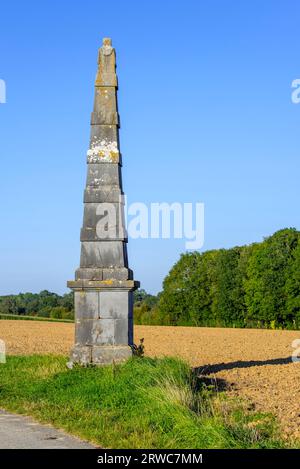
(67, 279), (139, 366)
(68, 344), (133, 366)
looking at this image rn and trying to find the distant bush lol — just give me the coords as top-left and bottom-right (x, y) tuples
(50, 306), (74, 320)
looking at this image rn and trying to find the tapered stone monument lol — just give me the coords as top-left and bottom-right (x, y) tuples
(67, 38), (139, 366)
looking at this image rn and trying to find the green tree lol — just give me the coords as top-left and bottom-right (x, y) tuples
(285, 243), (300, 327)
(244, 228), (300, 327)
(0, 296), (18, 315)
(59, 292), (74, 311)
(212, 247), (247, 326)
(158, 250), (221, 326)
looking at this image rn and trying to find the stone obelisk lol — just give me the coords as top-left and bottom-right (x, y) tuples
(67, 38), (139, 366)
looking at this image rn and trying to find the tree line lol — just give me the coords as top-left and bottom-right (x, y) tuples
(135, 228), (300, 329)
(1, 228), (300, 329)
(0, 290), (74, 320)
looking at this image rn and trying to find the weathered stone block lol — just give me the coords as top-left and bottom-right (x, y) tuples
(81, 202), (126, 241)
(75, 268), (103, 281)
(86, 163), (120, 187)
(70, 345), (92, 366)
(75, 267), (131, 281)
(102, 267), (132, 280)
(80, 241), (127, 268)
(91, 345), (132, 365)
(75, 318), (115, 346)
(99, 290), (130, 319)
(74, 291), (99, 320)
(92, 87), (117, 123)
(84, 186), (122, 203)
(115, 318), (130, 345)
(90, 125), (118, 144)
(91, 111), (119, 126)
(68, 279), (139, 290)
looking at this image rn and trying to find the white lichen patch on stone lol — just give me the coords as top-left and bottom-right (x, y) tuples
(87, 139), (119, 163)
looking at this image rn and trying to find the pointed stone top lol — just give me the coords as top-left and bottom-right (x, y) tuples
(100, 37), (114, 57)
(95, 37), (117, 87)
(102, 37), (112, 46)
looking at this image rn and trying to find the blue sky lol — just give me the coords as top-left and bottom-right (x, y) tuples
(0, 0), (299, 295)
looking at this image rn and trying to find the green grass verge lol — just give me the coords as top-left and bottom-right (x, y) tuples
(0, 314), (73, 323)
(0, 355), (290, 449)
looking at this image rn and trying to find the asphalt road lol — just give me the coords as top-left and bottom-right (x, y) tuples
(0, 409), (95, 449)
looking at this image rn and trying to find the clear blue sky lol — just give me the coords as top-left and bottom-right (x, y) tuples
(0, 0), (299, 295)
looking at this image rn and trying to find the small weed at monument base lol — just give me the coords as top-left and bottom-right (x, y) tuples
(131, 337), (145, 357)
(0, 355), (292, 449)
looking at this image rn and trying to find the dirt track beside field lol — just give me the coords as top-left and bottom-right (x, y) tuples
(1, 321), (300, 440)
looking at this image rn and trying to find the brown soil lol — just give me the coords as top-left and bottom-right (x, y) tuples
(1, 321), (300, 440)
